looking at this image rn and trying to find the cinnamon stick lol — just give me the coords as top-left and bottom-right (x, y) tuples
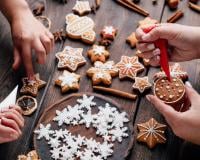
(116, 0), (149, 16)
(189, 2), (200, 12)
(167, 10), (184, 23)
(93, 86), (137, 100)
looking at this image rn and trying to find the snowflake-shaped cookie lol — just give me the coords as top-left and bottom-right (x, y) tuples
(34, 124), (54, 140)
(111, 111), (129, 128)
(79, 110), (94, 128)
(87, 45), (110, 63)
(116, 56), (144, 80)
(99, 141), (113, 159)
(109, 127), (129, 142)
(77, 94), (96, 110)
(48, 137), (61, 148)
(55, 46), (86, 71)
(87, 61), (118, 85)
(132, 76), (152, 93)
(55, 70), (80, 93)
(50, 147), (61, 160)
(53, 108), (71, 126)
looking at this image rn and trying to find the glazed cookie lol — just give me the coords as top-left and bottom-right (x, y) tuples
(126, 32), (138, 48)
(17, 150), (40, 160)
(154, 63), (188, 81)
(87, 61), (118, 85)
(20, 74), (46, 97)
(17, 96), (37, 116)
(132, 76), (152, 93)
(154, 77), (187, 111)
(138, 17), (158, 27)
(56, 46), (86, 71)
(72, 1), (91, 16)
(55, 70), (80, 93)
(100, 26), (117, 40)
(116, 56), (144, 80)
(87, 45), (110, 63)
(137, 118), (167, 149)
(66, 13), (96, 44)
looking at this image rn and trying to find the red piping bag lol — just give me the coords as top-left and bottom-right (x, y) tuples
(143, 25), (171, 81)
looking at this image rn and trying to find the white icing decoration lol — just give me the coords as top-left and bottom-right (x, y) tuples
(77, 94), (96, 110)
(103, 26), (115, 35)
(125, 63), (133, 69)
(93, 46), (105, 55)
(59, 72), (78, 87)
(34, 124), (54, 140)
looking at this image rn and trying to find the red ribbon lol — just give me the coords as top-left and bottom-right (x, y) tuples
(143, 25), (171, 81)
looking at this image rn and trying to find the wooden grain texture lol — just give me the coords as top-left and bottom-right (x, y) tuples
(131, 1), (200, 160)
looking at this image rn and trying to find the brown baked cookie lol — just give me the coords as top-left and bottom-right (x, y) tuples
(154, 77), (187, 111)
(55, 70), (80, 93)
(153, 63), (188, 81)
(87, 45), (110, 63)
(87, 61), (118, 85)
(55, 46), (86, 71)
(137, 118), (167, 149)
(101, 26), (117, 40)
(18, 150), (40, 160)
(72, 1), (91, 16)
(20, 74), (46, 97)
(116, 56), (144, 80)
(126, 32), (138, 48)
(16, 96), (37, 116)
(132, 76), (152, 93)
(138, 17), (158, 27)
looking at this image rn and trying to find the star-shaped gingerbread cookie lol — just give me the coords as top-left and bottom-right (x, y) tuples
(55, 70), (80, 93)
(116, 56), (144, 80)
(132, 76), (152, 93)
(87, 45), (110, 63)
(126, 32), (138, 48)
(138, 17), (158, 27)
(20, 74), (46, 97)
(56, 46), (86, 71)
(101, 26), (117, 40)
(87, 61), (118, 85)
(72, 1), (91, 16)
(137, 118), (167, 149)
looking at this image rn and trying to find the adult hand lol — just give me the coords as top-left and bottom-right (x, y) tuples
(11, 11), (54, 78)
(146, 82), (200, 145)
(135, 23), (200, 66)
(0, 105), (24, 144)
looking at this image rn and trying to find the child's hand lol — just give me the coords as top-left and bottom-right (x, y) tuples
(0, 105), (24, 144)
(136, 23), (200, 66)
(11, 11), (54, 78)
(146, 82), (200, 145)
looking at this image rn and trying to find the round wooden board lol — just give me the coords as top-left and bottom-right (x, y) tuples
(33, 92), (134, 160)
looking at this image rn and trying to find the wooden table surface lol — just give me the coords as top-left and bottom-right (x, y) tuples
(0, 0), (200, 159)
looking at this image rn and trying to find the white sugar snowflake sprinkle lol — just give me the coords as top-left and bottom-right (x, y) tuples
(53, 109), (71, 126)
(109, 127), (129, 142)
(50, 147), (61, 160)
(77, 94), (96, 110)
(34, 124), (54, 140)
(85, 138), (100, 153)
(111, 112), (129, 128)
(53, 129), (64, 139)
(79, 110), (94, 128)
(99, 141), (114, 159)
(80, 149), (95, 160)
(48, 137), (61, 148)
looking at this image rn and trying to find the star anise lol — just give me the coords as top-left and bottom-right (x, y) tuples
(53, 29), (67, 42)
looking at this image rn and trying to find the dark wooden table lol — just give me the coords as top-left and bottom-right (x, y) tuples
(0, 0), (200, 159)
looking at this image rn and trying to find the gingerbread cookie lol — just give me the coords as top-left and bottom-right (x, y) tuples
(56, 46), (86, 71)
(101, 26), (117, 40)
(137, 118), (167, 149)
(126, 32), (138, 48)
(87, 61), (118, 85)
(55, 70), (80, 93)
(20, 74), (46, 97)
(154, 63), (188, 81)
(72, 1), (91, 15)
(132, 76), (152, 93)
(87, 45), (110, 63)
(66, 13), (96, 44)
(18, 150), (40, 160)
(138, 17), (158, 27)
(17, 96), (37, 116)
(116, 56), (144, 80)
(154, 77), (186, 111)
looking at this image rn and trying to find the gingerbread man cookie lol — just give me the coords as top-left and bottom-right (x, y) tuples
(138, 17), (158, 27)
(87, 45), (110, 63)
(20, 74), (46, 97)
(56, 46), (86, 71)
(55, 70), (80, 93)
(137, 118), (167, 149)
(132, 76), (152, 93)
(101, 26), (117, 40)
(66, 13), (96, 44)
(116, 56), (144, 80)
(126, 32), (138, 48)
(87, 61), (118, 85)
(72, 1), (91, 16)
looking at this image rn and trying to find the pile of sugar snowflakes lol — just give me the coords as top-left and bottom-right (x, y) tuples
(34, 94), (129, 160)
